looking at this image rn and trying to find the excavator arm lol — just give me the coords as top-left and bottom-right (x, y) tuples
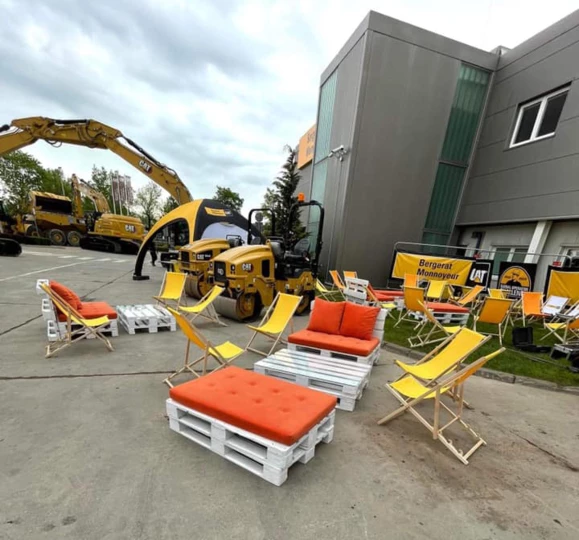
(71, 174), (111, 214)
(0, 117), (193, 205)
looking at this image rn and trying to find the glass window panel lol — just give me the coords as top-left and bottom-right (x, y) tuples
(314, 72), (337, 163)
(492, 247), (511, 275)
(511, 248), (528, 263)
(537, 92), (568, 137)
(424, 164), (465, 233)
(514, 103), (540, 144)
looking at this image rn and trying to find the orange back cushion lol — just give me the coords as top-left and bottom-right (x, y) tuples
(307, 299), (345, 334)
(340, 302), (380, 340)
(50, 280), (82, 310)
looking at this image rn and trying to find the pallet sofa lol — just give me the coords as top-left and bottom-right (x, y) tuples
(167, 366), (336, 486)
(36, 279), (119, 341)
(287, 299), (386, 365)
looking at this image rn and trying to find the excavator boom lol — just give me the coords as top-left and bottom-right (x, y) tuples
(0, 117), (192, 205)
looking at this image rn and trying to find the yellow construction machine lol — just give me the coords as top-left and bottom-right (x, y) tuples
(209, 198), (325, 321)
(0, 117), (192, 253)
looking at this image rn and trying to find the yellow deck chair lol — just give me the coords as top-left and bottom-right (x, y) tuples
(394, 286), (427, 328)
(343, 271), (358, 280)
(520, 292), (544, 326)
(153, 271), (186, 307)
(177, 286), (226, 326)
(472, 297), (513, 345)
(366, 286), (397, 317)
(378, 348), (505, 464)
(329, 270), (346, 292)
(245, 293), (302, 356)
(451, 285), (484, 308)
(40, 283), (114, 358)
(396, 328), (489, 382)
(542, 303), (579, 343)
(404, 274), (419, 288)
(488, 288), (506, 299)
(426, 279), (452, 300)
(316, 279), (339, 300)
(164, 307), (244, 387)
(408, 301), (467, 348)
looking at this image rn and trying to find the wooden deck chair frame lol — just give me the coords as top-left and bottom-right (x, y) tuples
(408, 301), (465, 348)
(329, 270), (346, 293)
(245, 293), (302, 356)
(343, 270), (358, 280)
(472, 297), (513, 345)
(316, 279), (340, 300)
(177, 285), (227, 327)
(450, 285), (484, 308)
(378, 349), (505, 464)
(519, 291), (545, 326)
(541, 302), (579, 342)
(426, 280), (453, 301)
(404, 274), (419, 288)
(153, 271), (186, 307)
(164, 307), (243, 387)
(40, 283), (114, 358)
(488, 288), (506, 299)
(541, 295), (569, 319)
(367, 285), (397, 318)
(394, 286), (427, 329)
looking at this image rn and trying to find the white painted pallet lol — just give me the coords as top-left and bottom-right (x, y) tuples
(412, 310), (469, 325)
(166, 398), (335, 486)
(116, 304), (176, 334)
(255, 349), (372, 411)
(46, 318), (119, 342)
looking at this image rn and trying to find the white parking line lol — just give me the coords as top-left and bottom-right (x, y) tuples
(112, 260), (127, 263)
(0, 261), (90, 282)
(78, 257), (95, 260)
(97, 258), (111, 262)
(22, 251), (54, 256)
(58, 255), (77, 259)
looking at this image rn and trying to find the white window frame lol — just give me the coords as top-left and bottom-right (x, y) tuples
(510, 86), (570, 148)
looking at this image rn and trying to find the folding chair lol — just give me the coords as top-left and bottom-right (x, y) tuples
(367, 284), (397, 317)
(245, 293), (302, 356)
(329, 270), (346, 293)
(408, 301), (466, 348)
(426, 280), (452, 301)
(316, 279), (340, 300)
(39, 283), (114, 358)
(450, 285), (484, 308)
(542, 303), (579, 343)
(177, 286), (226, 326)
(378, 348), (505, 464)
(164, 307), (244, 387)
(472, 297), (513, 345)
(343, 271), (358, 280)
(541, 295), (569, 318)
(394, 286), (427, 328)
(520, 292), (544, 326)
(153, 271), (186, 307)
(488, 288), (506, 299)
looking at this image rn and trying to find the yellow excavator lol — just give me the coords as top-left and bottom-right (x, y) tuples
(0, 117), (192, 253)
(209, 197), (325, 321)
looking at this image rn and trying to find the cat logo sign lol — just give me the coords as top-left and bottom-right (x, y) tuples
(499, 266), (531, 299)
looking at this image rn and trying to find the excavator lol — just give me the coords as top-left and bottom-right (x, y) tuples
(0, 117), (192, 253)
(208, 196), (325, 321)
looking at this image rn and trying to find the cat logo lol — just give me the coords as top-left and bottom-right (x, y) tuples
(138, 160), (152, 173)
(499, 266), (531, 298)
(469, 268), (488, 284)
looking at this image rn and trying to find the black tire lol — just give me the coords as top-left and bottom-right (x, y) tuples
(67, 230), (82, 247)
(48, 229), (66, 246)
(25, 225), (40, 237)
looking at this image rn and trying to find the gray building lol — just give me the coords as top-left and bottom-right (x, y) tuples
(304, 9), (579, 289)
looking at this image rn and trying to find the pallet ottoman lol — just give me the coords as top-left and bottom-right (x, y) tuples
(166, 366), (336, 486)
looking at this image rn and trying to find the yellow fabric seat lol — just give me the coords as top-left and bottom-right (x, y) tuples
(77, 315), (111, 327)
(154, 271), (186, 307)
(210, 341), (244, 359)
(178, 286), (226, 326)
(391, 376), (449, 399)
(545, 322), (566, 331)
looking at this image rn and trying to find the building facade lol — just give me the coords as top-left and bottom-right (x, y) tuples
(302, 9), (579, 289)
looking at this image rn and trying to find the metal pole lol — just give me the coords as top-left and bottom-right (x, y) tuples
(110, 174), (117, 214)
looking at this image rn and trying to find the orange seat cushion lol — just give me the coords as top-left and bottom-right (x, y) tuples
(308, 299), (345, 334)
(56, 301), (117, 322)
(426, 302), (468, 314)
(169, 366), (336, 446)
(340, 302), (380, 340)
(50, 280), (82, 310)
(374, 289), (403, 299)
(288, 329), (380, 357)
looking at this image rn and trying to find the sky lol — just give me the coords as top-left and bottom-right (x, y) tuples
(0, 0), (577, 214)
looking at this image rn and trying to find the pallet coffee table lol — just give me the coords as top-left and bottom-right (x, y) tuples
(116, 304), (176, 334)
(254, 349), (372, 411)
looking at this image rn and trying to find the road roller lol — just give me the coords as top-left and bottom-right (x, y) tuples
(210, 198), (325, 321)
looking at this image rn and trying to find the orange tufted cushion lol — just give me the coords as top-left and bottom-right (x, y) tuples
(288, 329), (380, 357)
(307, 299), (345, 335)
(426, 302), (468, 313)
(340, 302), (380, 340)
(57, 301), (118, 322)
(50, 280), (82, 310)
(169, 366), (336, 446)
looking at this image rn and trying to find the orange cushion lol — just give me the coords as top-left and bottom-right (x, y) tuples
(426, 302), (468, 313)
(307, 299), (345, 334)
(50, 280), (82, 310)
(288, 329), (380, 357)
(374, 289), (403, 299)
(340, 302), (380, 340)
(56, 301), (117, 322)
(169, 366), (336, 446)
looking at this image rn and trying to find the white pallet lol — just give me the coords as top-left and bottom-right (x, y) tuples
(116, 304), (176, 334)
(41, 298), (55, 321)
(412, 310), (469, 325)
(166, 399), (335, 486)
(255, 349), (372, 411)
(288, 341), (380, 365)
(46, 318), (119, 342)
(36, 278), (50, 296)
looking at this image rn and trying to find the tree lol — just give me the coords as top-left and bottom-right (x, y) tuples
(0, 151), (45, 215)
(40, 167), (71, 197)
(162, 196), (179, 215)
(90, 165), (114, 210)
(213, 186), (244, 213)
(135, 181), (162, 228)
(261, 145), (307, 246)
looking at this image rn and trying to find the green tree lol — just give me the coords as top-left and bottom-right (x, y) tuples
(0, 151), (45, 215)
(261, 145), (306, 246)
(90, 166), (114, 209)
(135, 181), (162, 228)
(213, 185), (244, 213)
(162, 196), (179, 215)
(40, 167), (71, 197)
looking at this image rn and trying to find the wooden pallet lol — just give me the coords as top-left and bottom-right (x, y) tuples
(46, 319), (119, 342)
(116, 304), (176, 334)
(255, 349), (372, 411)
(288, 341), (380, 365)
(166, 399), (335, 486)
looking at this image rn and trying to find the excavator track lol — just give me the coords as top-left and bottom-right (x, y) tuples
(0, 235), (22, 256)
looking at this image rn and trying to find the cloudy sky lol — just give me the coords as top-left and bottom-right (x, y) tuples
(1, 0), (577, 213)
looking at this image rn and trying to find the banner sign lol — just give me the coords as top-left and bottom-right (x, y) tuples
(498, 262), (537, 299)
(297, 124), (316, 169)
(545, 267), (579, 302)
(391, 253), (472, 285)
(465, 259), (492, 289)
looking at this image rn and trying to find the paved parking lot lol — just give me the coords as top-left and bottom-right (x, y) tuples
(1, 246), (578, 539)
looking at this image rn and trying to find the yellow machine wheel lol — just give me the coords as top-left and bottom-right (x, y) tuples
(25, 225), (40, 237)
(236, 293), (258, 320)
(184, 274), (202, 300)
(198, 275), (212, 298)
(67, 230), (82, 247)
(296, 292), (313, 315)
(48, 228), (66, 246)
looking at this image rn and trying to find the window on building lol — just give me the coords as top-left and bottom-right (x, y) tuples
(510, 87), (569, 147)
(492, 246), (528, 275)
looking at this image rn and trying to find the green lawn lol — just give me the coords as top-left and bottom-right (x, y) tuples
(383, 315), (579, 387)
